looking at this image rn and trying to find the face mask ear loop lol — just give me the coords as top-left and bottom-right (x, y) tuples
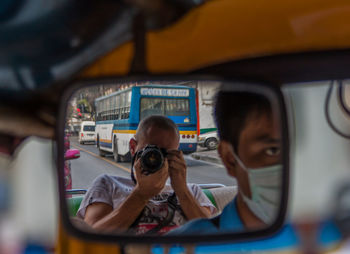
(229, 145), (253, 200)
(229, 144), (248, 172)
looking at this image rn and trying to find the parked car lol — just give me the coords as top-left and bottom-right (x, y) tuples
(198, 131), (219, 150)
(78, 121), (96, 144)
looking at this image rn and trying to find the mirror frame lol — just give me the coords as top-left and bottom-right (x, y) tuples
(57, 76), (290, 244)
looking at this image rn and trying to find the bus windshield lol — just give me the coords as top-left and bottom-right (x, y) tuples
(140, 98), (190, 120)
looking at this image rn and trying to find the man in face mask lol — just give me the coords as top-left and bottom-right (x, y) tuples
(169, 89), (282, 234)
(77, 115), (215, 234)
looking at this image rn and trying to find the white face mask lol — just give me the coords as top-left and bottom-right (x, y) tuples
(232, 148), (282, 225)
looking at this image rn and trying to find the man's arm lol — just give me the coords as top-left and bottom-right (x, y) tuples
(167, 150), (212, 219)
(84, 190), (149, 232)
(84, 159), (169, 232)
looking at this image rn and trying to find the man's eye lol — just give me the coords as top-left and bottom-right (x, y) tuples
(265, 147), (281, 156)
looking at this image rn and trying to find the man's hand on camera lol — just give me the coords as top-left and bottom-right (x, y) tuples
(167, 150), (187, 194)
(134, 157), (169, 200)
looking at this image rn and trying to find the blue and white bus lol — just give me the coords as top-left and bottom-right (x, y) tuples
(95, 85), (198, 162)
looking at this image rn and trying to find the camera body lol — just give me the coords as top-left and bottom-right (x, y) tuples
(135, 145), (168, 174)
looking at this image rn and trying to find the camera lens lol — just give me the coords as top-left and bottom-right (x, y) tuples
(141, 146), (165, 174)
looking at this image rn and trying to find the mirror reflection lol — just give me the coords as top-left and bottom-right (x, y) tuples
(64, 81), (283, 236)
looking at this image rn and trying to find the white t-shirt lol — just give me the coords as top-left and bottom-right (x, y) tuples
(77, 174), (216, 234)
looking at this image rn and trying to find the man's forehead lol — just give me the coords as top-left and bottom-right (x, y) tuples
(143, 125), (177, 136)
(137, 125), (179, 147)
(242, 113), (280, 141)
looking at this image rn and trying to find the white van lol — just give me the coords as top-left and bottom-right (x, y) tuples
(78, 121), (96, 144)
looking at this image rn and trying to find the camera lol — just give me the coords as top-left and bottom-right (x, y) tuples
(135, 145), (168, 174)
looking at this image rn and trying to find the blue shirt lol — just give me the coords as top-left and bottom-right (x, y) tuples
(168, 198), (244, 235)
(159, 197), (343, 253)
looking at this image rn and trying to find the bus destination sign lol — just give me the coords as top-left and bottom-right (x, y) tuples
(140, 88), (189, 97)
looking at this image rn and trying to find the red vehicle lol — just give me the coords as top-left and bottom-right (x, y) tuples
(64, 135), (80, 190)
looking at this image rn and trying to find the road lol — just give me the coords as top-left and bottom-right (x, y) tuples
(69, 137), (236, 190)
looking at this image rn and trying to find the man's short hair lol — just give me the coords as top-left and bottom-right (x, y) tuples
(214, 91), (272, 152)
(136, 115), (179, 141)
(131, 115), (179, 184)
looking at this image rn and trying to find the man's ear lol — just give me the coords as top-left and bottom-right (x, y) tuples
(129, 137), (137, 156)
(218, 140), (237, 177)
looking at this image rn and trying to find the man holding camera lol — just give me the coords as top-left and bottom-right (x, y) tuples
(77, 115), (215, 234)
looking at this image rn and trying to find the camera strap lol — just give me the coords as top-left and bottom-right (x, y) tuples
(128, 192), (181, 234)
(130, 154), (137, 184)
(145, 192), (180, 234)
(129, 151), (183, 234)
(210, 215), (221, 229)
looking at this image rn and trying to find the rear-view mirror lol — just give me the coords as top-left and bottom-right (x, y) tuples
(58, 79), (289, 243)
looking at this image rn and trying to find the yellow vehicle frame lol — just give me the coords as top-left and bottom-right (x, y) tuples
(57, 0), (350, 253)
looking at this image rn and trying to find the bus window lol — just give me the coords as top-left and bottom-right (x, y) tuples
(119, 107), (123, 119)
(165, 99), (189, 116)
(106, 98), (110, 119)
(120, 93), (125, 119)
(124, 91), (131, 119)
(95, 102), (99, 121)
(113, 95), (117, 120)
(97, 102), (100, 121)
(120, 92), (126, 107)
(111, 96), (116, 111)
(102, 99), (106, 120)
(99, 101), (103, 121)
(127, 90), (132, 104)
(140, 98), (190, 119)
(104, 110), (107, 121)
(112, 109), (117, 120)
(140, 98), (164, 119)
(115, 94), (120, 119)
(115, 108), (120, 120)
(108, 97), (113, 120)
(125, 106), (130, 119)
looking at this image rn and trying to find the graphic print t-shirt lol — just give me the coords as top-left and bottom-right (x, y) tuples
(77, 174), (216, 234)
